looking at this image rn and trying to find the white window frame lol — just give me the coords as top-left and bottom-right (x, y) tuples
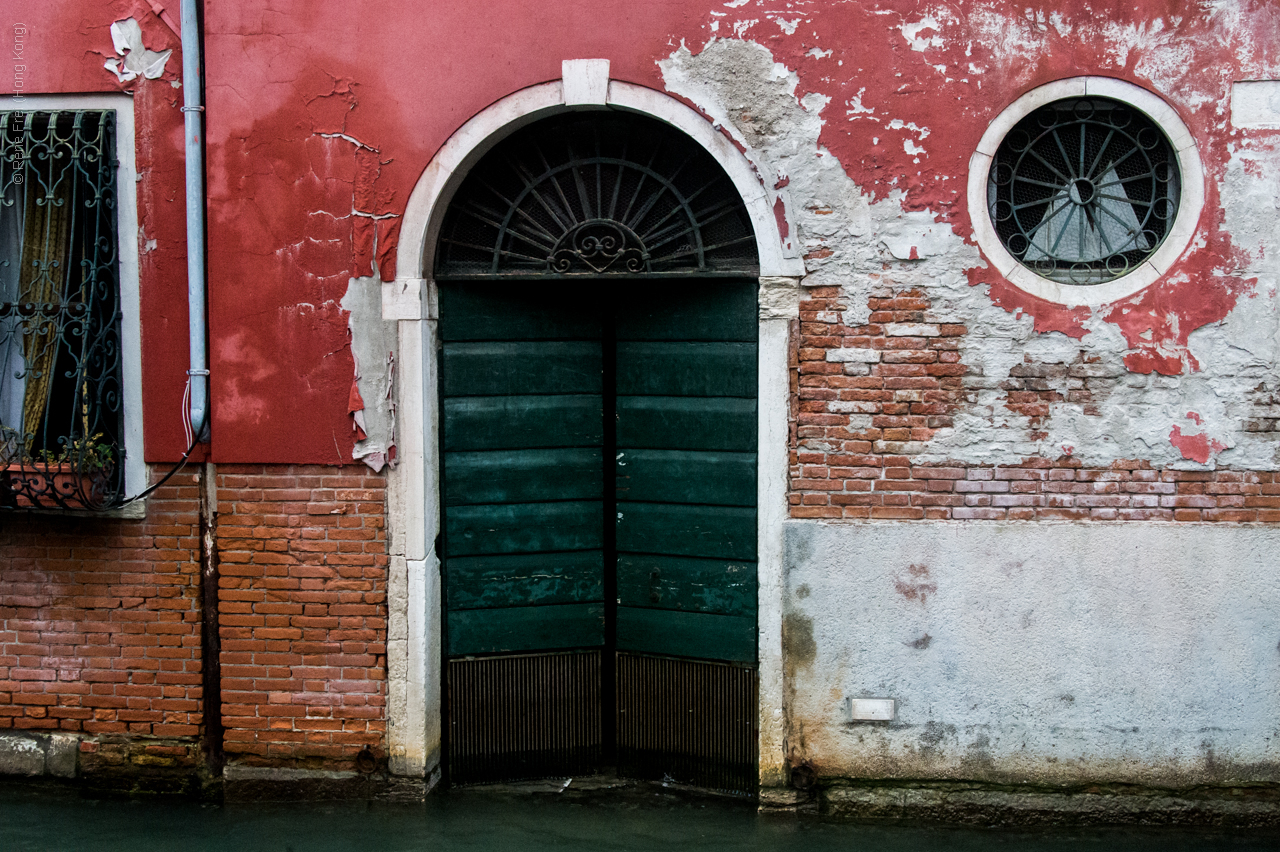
(2, 93), (146, 515)
(967, 77), (1205, 307)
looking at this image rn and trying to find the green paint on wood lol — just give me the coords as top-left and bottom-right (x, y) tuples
(446, 449), (603, 506)
(617, 554), (755, 617)
(440, 277), (759, 662)
(616, 501), (756, 561)
(616, 397), (756, 451)
(446, 501), (604, 557)
(449, 603), (606, 655)
(616, 449), (755, 507)
(443, 341), (602, 396)
(616, 607), (756, 663)
(439, 283), (603, 341)
(616, 281), (757, 341)
(615, 342), (755, 397)
(448, 551), (605, 610)
(443, 395), (603, 451)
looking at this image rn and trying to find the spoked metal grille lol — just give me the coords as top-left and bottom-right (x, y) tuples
(435, 113), (759, 278)
(987, 96), (1180, 284)
(0, 110), (124, 510)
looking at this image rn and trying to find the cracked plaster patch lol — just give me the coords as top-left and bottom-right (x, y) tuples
(341, 276), (398, 471)
(103, 19), (171, 83)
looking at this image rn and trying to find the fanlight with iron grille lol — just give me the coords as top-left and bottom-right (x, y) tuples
(435, 113), (759, 278)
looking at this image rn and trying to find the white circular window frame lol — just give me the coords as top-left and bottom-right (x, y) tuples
(967, 77), (1204, 307)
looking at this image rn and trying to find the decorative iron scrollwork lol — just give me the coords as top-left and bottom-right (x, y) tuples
(0, 110), (124, 510)
(435, 112), (758, 278)
(549, 219), (647, 274)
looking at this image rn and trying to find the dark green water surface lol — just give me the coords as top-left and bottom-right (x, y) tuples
(2, 782), (1278, 852)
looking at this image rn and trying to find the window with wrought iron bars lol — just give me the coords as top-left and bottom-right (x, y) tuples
(0, 109), (125, 510)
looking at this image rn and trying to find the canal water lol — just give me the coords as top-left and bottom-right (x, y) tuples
(2, 780), (1278, 851)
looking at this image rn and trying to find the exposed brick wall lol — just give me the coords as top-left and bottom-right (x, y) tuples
(0, 474), (203, 736)
(791, 286), (1280, 521)
(216, 464), (388, 770)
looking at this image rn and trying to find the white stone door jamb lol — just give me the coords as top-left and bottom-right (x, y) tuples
(382, 60), (805, 789)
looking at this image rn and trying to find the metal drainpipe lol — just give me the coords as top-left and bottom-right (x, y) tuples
(181, 0), (209, 441)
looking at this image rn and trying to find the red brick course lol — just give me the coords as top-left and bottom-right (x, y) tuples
(215, 465), (388, 770)
(0, 474), (203, 737)
(791, 286), (1279, 521)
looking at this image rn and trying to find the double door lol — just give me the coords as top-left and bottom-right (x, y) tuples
(439, 278), (758, 792)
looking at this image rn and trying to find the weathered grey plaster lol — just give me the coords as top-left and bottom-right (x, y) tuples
(783, 519), (1280, 787)
(0, 732), (78, 778)
(661, 37), (1280, 470)
(0, 735), (44, 776)
(341, 276), (399, 470)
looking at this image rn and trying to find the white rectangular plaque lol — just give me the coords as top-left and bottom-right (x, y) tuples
(848, 697), (896, 721)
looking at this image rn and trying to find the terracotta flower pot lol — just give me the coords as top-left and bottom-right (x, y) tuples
(2, 462), (97, 509)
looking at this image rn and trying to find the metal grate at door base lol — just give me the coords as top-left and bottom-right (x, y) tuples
(616, 653), (758, 795)
(447, 651), (602, 785)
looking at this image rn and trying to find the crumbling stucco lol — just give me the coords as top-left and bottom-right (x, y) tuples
(660, 18), (1280, 469)
(341, 276), (398, 471)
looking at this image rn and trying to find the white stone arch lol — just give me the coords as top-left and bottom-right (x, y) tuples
(383, 60), (801, 791)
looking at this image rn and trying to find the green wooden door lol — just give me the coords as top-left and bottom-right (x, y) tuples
(440, 278), (757, 786)
(440, 282), (607, 656)
(614, 281), (758, 664)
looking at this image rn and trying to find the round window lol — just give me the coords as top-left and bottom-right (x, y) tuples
(988, 96), (1179, 285)
(968, 78), (1203, 306)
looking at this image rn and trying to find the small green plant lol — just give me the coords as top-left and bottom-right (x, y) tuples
(38, 432), (115, 474)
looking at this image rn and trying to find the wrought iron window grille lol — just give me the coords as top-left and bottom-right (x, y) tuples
(0, 109), (125, 510)
(435, 113), (759, 279)
(987, 96), (1180, 285)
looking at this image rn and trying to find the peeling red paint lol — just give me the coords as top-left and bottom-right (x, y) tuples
(1103, 266), (1249, 375)
(348, 381), (367, 442)
(984, 278), (1092, 339)
(1169, 422), (1226, 464)
(663, 2), (1278, 373)
(773, 195), (789, 241)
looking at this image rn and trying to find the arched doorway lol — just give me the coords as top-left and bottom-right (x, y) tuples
(434, 112), (760, 791)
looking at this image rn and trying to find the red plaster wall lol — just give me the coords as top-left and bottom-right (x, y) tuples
(3, 0), (1278, 471)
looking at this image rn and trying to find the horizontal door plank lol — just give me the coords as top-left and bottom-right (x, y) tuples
(616, 342), (756, 397)
(616, 501), (756, 560)
(443, 395), (603, 450)
(447, 551), (604, 610)
(616, 607), (756, 664)
(448, 603), (606, 656)
(617, 554), (756, 617)
(446, 448), (603, 506)
(439, 283), (603, 341)
(614, 281), (757, 342)
(446, 501), (604, 556)
(616, 397), (755, 451)
(443, 341), (602, 396)
(616, 449), (755, 506)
